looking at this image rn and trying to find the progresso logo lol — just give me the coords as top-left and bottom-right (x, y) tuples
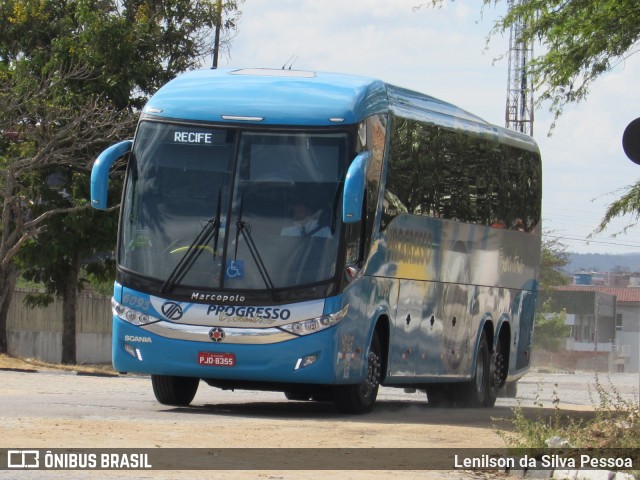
(161, 301), (183, 320)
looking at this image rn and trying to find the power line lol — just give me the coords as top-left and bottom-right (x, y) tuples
(545, 233), (640, 250)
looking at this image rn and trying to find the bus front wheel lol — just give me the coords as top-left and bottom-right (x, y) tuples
(151, 375), (199, 406)
(333, 333), (382, 414)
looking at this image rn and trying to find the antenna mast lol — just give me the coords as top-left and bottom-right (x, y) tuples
(505, 0), (534, 136)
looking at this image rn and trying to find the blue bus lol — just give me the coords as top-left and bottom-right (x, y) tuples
(91, 68), (541, 414)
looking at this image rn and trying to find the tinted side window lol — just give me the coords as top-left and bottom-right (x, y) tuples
(383, 116), (541, 231)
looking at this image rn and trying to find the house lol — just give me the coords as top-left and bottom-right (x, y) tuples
(545, 285), (640, 372)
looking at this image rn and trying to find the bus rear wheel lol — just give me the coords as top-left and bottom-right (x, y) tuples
(333, 333), (382, 414)
(461, 331), (498, 407)
(151, 375), (199, 406)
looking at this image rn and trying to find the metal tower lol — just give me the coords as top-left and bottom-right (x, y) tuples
(505, 0), (534, 136)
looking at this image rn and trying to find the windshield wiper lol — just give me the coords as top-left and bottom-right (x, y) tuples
(234, 193), (279, 301)
(160, 190), (222, 294)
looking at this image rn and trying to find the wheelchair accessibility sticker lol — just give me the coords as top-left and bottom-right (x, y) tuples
(225, 260), (244, 279)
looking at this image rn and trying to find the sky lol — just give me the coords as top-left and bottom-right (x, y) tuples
(217, 0), (640, 255)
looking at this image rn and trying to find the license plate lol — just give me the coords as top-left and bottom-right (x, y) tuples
(198, 352), (235, 367)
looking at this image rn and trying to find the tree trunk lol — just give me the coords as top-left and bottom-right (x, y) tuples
(0, 263), (18, 354)
(61, 254), (81, 364)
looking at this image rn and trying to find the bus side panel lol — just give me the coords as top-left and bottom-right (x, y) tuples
(366, 214), (539, 385)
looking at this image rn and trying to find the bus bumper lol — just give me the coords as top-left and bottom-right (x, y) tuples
(112, 316), (340, 384)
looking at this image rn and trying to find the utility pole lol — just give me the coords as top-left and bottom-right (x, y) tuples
(505, 0), (534, 136)
(212, 0), (223, 69)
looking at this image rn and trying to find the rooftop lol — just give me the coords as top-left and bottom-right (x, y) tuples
(554, 285), (640, 303)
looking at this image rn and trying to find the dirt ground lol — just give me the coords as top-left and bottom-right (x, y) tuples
(0, 353), (115, 374)
(0, 353), (507, 446)
(0, 353), (516, 479)
(6, 353), (633, 479)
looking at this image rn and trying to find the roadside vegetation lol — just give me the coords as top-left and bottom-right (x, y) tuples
(0, 353), (115, 375)
(498, 376), (640, 451)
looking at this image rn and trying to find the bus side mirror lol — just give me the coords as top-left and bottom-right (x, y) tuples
(342, 151), (371, 224)
(91, 140), (133, 210)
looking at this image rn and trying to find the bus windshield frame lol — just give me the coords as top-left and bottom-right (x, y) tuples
(118, 120), (353, 300)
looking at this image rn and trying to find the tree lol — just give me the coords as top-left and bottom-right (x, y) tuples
(594, 184), (640, 236)
(539, 235), (569, 292)
(534, 235), (571, 352)
(420, 0), (640, 126)
(533, 302), (570, 352)
(17, 166), (121, 364)
(0, 65), (133, 354)
(0, 0), (244, 108)
(0, 0), (243, 359)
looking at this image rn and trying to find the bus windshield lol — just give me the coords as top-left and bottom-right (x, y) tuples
(119, 121), (348, 293)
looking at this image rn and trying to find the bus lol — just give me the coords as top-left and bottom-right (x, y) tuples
(91, 68), (541, 414)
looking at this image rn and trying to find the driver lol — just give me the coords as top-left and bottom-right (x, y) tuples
(281, 202), (331, 238)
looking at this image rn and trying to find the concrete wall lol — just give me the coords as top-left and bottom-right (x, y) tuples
(6, 289), (112, 364)
(617, 331), (640, 373)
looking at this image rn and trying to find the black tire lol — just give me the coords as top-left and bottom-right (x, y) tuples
(461, 331), (498, 407)
(151, 375), (199, 407)
(285, 388), (333, 402)
(504, 381), (518, 398)
(425, 385), (445, 407)
(425, 384), (456, 407)
(310, 388), (334, 402)
(284, 391), (312, 401)
(333, 333), (382, 414)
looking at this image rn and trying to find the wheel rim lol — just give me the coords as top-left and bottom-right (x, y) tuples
(362, 350), (381, 399)
(492, 352), (503, 389)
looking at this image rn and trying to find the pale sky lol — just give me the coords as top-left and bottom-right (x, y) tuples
(218, 0), (640, 255)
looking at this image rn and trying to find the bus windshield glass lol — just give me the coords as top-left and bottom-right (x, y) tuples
(119, 121), (348, 292)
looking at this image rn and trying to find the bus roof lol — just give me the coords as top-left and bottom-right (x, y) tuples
(142, 68), (538, 152)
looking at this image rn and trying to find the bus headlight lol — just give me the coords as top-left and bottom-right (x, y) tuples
(280, 305), (348, 336)
(112, 298), (159, 326)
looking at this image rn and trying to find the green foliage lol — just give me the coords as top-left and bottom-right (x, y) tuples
(533, 301), (570, 352)
(534, 238), (570, 352)
(498, 383), (580, 449)
(83, 268), (116, 296)
(2, 0), (244, 292)
(1, 0), (244, 108)
(422, 0), (640, 128)
(499, 376), (640, 451)
(539, 235), (569, 292)
(0, 0), (244, 358)
(493, 0), (640, 126)
(22, 291), (55, 309)
(595, 183), (640, 236)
